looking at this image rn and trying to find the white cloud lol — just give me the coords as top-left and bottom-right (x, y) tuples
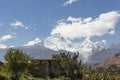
(0, 44), (7, 49)
(24, 38), (42, 46)
(44, 33), (106, 63)
(51, 11), (120, 39)
(0, 34), (13, 42)
(11, 20), (29, 29)
(0, 34), (14, 49)
(63, 0), (77, 6)
(49, 11), (120, 63)
(79, 37), (106, 63)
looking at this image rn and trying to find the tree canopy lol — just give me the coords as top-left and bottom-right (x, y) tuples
(52, 52), (83, 79)
(4, 48), (31, 80)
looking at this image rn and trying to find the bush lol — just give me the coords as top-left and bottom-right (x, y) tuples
(0, 72), (11, 80)
(4, 48), (31, 80)
(52, 53), (83, 79)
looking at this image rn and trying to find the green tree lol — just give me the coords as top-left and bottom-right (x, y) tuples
(4, 48), (31, 80)
(52, 52), (83, 80)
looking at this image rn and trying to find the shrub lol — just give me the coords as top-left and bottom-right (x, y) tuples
(4, 48), (31, 80)
(0, 72), (11, 80)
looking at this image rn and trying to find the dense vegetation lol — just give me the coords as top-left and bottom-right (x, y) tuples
(52, 53), (120, 80)
(52, 53), (83, 79)
(0, 48), (31, 80)
(0, 48), (120, 80)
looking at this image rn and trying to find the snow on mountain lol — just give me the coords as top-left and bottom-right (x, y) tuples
(0, 34), (119, 65)
(44, 33), (106, 63)
(44, 34), (106, 52)
(0, 33), (107, 63)
(44, 33), (77, 52)
(80, 38), (106, 63)
(23, 38), (43, 46)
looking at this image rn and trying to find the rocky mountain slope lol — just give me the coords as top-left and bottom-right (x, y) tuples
(96, 53), (120, 68)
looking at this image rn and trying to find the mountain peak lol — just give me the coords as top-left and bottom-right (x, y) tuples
(24, 38), (43, 46)
(44, 33), (72, 51)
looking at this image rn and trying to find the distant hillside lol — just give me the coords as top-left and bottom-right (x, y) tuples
(88, 44), (120, 65)
(0, 45), (70, 62)
(96, 53), (120, 68)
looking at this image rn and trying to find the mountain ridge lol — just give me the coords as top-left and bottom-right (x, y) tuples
(96, 53), (120, 68)
(0, 34), (120, 65)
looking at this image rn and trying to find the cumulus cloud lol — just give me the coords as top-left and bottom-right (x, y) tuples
(0, 34), (14, 49)
(0, 34), (13, 42)
(44, 33), (106, 63)
(24, 38), (42, 46)
(49, 11), (120, 62)
(80, 37), (106, 63)
(51, 11), (120, 39)
(0, 44), (7, 49)
(63, 0), (77, 6)
(11, 20), (29, 29)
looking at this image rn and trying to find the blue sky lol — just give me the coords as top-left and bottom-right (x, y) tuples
(0, 0), (120, 48)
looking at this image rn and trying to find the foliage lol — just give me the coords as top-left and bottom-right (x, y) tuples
(4, 48), (31, 80)
(0, 48), (119, 80)
(28, 61), (44, 78)
(52, 52), (120, 80)
(0, 72), (11, 80)
(52, 52), (83, 80)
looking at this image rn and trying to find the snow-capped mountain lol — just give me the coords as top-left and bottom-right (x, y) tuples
(78, 37), (106, 63)
(20, 33), (107, 63)
(81, 37), (106, 52)
(0, 33), (107, 64)
(44, 33), (77, 52)
(0, 33), (118, 64)
(24, 38), (43, 46)
(43, 33), (106, 63)
(44, 34), (106, 52)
